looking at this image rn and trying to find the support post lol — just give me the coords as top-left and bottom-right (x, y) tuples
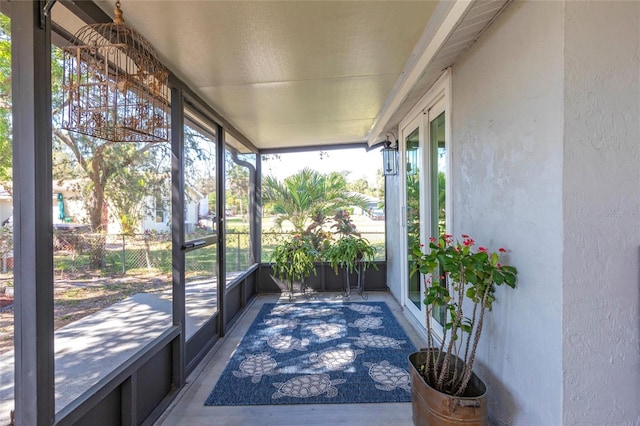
(171, 86), (186, 388)
(217, 126), (226, 337)
(12, 1), (55, 424)
(122, 234), (126, 275)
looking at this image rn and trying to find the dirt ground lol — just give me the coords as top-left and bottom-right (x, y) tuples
(0, 274), (172, 355)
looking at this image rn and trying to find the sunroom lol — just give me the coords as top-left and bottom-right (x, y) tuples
(2, 0), (639, 425)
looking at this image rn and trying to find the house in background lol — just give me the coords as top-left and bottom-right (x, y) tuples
(349, 193), (380, 217)
(0, 186), (10, 226)
(51, 180), (87, 226)
(48, 180), (209, 235)
(0, 181), (88, 228)
(138, 188), (211, 234)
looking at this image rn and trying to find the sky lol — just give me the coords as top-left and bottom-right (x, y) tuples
(261, 147), (384, 186)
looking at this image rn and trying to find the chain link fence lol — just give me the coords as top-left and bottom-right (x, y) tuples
(53, 231), (172, 277)
(0, 225), (12, 276)
(226, 231), (253, 273)
(0, 228), (386, 280)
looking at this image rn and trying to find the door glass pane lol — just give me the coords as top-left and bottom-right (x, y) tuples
(51, 29), (174, 410)
(0, 12), (12, 422)
(184, 123), (217, 242)
(185, 243), (217, 339)
(184, 119), (218, 339)
(52, 103), (173, 411)
(430, 112), (446, 237)
(430, 111), (446, 325)
(405, 127), (421, 310)
(225, 148), (254, 283)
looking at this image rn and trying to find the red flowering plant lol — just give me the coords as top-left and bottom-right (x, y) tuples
(411, 234), (517, 396)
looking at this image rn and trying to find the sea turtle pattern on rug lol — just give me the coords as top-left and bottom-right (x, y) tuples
(206, 302), (418, 407)
(346, 303), (384, 315)
(308, 345), (365, 371)
(307, 322), (344, 341)
(301, 307), (342, 318)
(349, 332), (406, 349)
(263, 333), (310, 353)
(348, 315), (384, 332)
(363, 360), (411, 392)
(232, 352), (281, 384)
(272, 374), (346, 399)
(269, 304), (300, 316)
(263, 317), (299, 330)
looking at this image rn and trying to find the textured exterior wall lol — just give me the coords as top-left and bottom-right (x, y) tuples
(384, 169), (403, 301)
(563, 2), (640, 424)
(451, 2), (564, 424)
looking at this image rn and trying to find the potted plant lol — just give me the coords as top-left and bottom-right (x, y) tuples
(270, 234), (317, 300)
(325, 234), (377, 276)
(323, 210), (377, 297)
(409, 234), (517, 424)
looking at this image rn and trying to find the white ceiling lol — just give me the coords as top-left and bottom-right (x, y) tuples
(54, 1), (509, 151)
(88, 0), (438, 150)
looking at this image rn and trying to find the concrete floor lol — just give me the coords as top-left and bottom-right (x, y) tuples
(155, 292), (424, 426)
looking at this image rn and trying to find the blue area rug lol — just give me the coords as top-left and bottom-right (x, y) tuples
(205, 301), (417, 406)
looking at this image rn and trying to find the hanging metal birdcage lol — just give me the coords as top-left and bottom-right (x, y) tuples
(62, 1), (170, 143)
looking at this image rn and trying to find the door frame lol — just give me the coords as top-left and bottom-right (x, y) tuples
(399, 113), (424, 323)
(398, 69), (452, 332)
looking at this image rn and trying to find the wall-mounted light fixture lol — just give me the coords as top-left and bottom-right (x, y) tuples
(381, 132), (399, 176)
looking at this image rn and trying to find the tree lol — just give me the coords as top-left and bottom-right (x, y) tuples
(184, 124), (217, 222)
(49, 44), (173, 232)
(263, 168), (369, 236)
(347, 178), (370, 196)
(105, 148), (169, 235)
(53, 129), (168, 231)
(0, 14), (11, 193)
(375, 168), (385, 206)
(226, 156), (249, 219)
(1, 15), (204, 244)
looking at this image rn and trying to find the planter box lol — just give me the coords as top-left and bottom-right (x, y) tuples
(259, 262), (387, 294)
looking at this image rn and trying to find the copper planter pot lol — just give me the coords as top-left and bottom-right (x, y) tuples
(408, 351), (488, 426)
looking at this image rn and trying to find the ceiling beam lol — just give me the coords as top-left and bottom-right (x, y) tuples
(261, 142), (371, 155)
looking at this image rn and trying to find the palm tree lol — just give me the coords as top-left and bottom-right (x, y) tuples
(263, 168), (369, 236)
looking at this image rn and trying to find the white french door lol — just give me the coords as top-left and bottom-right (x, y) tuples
(401, 114), (424, 322)
(400, 71), (451, 331)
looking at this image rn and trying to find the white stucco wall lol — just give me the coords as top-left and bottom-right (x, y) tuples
(563, 2), (640, 424)
(385, 164), (403, 301)
(451, 2), (564, 424)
